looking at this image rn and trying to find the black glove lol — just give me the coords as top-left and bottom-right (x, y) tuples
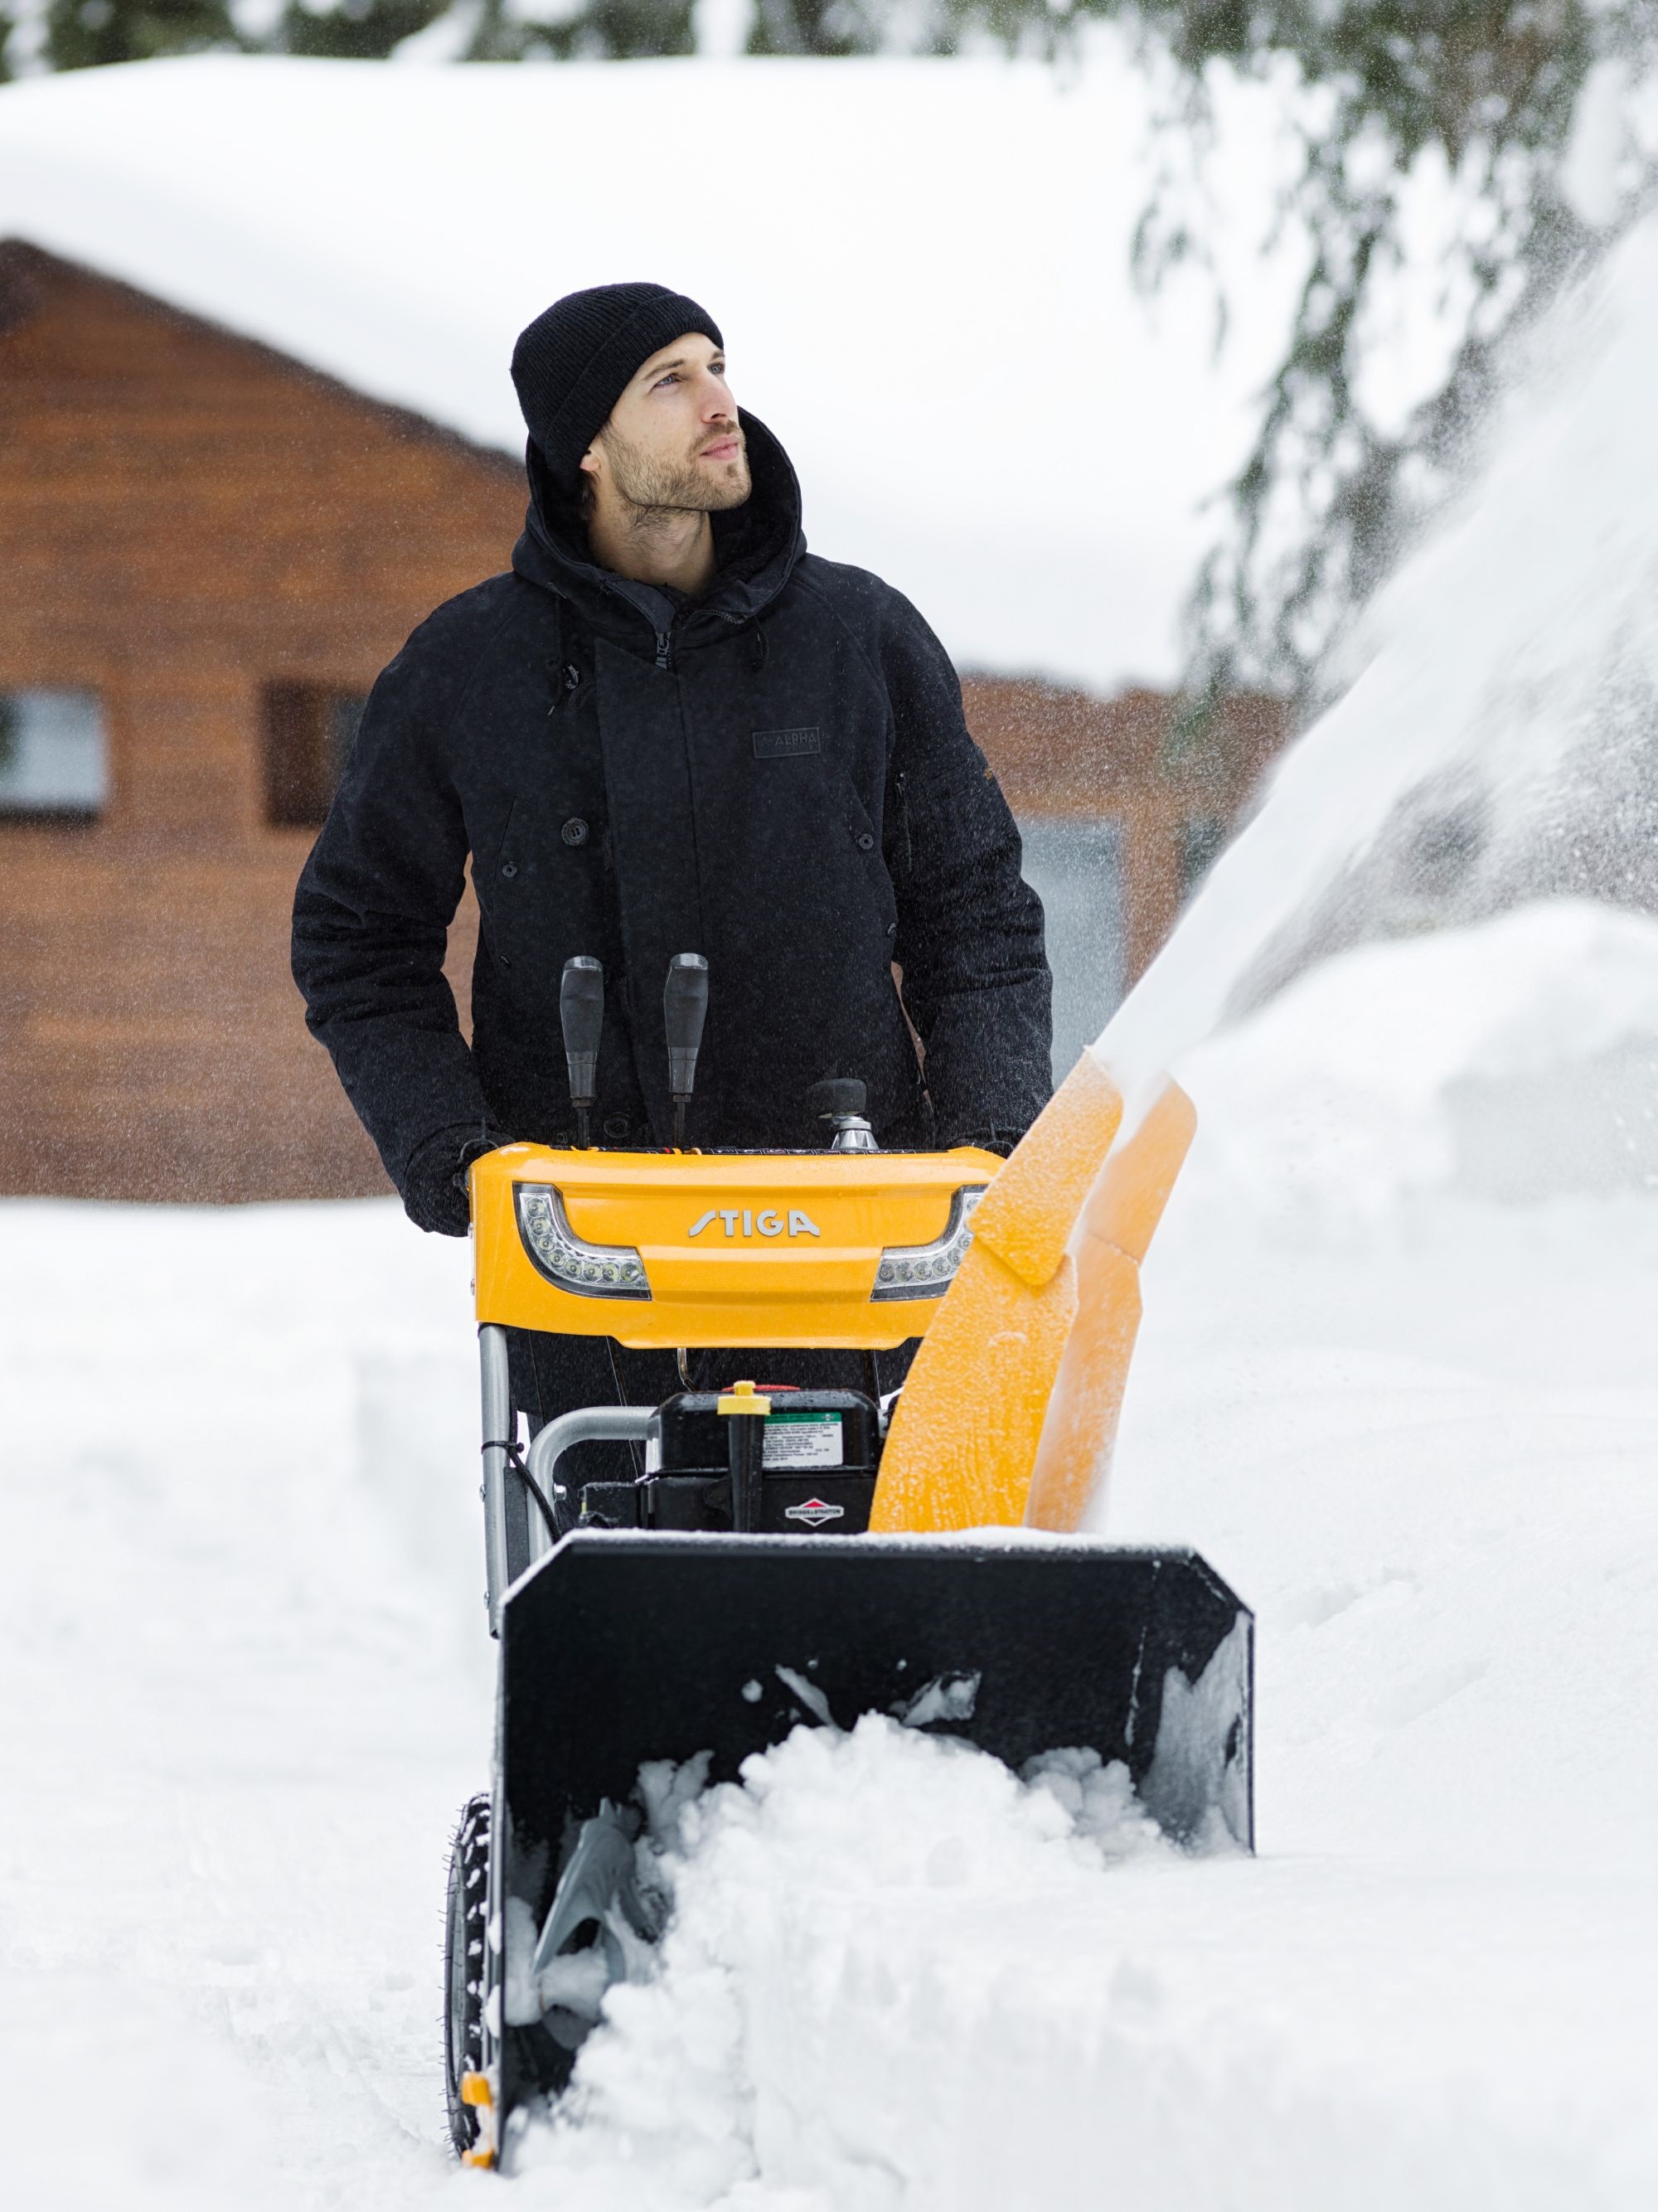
(401, 1123), (510, 1237)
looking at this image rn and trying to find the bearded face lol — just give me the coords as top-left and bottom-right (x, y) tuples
(594, 414), (752, 516)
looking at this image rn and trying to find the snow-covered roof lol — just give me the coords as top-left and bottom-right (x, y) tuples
(0, 53), (1293, 690)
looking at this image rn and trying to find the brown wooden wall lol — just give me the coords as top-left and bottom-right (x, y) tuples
(960, 679), (1287, 983)
(0, 242), (518, 1201)
(0, 240), (1286, 1204)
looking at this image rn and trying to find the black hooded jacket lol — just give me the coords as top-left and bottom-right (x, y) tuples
(291, 415), (1052, 1203)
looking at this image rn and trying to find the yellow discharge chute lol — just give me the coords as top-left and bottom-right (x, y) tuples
(870, 1055), (1195, 1535)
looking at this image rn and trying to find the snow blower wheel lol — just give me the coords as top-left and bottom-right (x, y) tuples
(443, 1792), (492, 2161)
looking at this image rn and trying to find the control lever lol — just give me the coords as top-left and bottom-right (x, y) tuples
(559, 956), (604, 1147)
(663, 953), (710, 1149)
(806, 1077), (877, 1152)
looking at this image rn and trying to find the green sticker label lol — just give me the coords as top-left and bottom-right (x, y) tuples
(763, 1412), (844, 1470)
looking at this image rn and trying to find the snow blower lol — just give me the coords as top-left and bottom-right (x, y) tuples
(443, 953), (1252, 2171)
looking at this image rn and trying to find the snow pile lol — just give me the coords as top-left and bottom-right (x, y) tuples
(513, 1719), (1169, 2205)
(1176, 898), (1658, 1213)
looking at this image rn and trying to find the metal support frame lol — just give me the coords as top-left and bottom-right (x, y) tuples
(524, 1406), (658, 1567)
(480, 1324), (513, 1637)
(482, 1322), (662, 1628)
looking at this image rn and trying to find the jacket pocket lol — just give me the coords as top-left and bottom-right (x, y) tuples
(841, 784), (899, 934)
(483, 796), (518, 875)
(470, 798), (519, 968)
(890, 769), (914, 880)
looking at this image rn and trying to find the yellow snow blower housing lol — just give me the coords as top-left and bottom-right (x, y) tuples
(471, 1142), (1005, 1350)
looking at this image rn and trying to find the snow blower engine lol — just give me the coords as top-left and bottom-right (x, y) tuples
(443, 953), (1253, 2171)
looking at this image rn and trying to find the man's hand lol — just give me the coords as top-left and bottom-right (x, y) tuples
(402, 1123), (511, 1237)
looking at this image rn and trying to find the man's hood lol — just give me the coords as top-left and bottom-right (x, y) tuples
(511, 410), (807, 647)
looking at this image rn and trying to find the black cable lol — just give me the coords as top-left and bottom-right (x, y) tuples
(605, 1337), (649, 1480)
(516, 1447), (565, 1542)
(482, 1436), (562, 1544)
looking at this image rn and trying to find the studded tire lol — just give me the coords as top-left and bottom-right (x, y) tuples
(444, 1792), (492, 2158)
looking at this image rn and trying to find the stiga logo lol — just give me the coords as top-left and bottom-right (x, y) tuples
(688, 1207), (821, 1240)
(785, 1497), (846, 1528)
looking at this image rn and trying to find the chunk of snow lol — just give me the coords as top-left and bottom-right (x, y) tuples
(894, 1668), (981, 1728)
(773, 1662), (836, 1727)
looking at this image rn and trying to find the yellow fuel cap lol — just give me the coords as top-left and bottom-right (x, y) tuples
(717, 1380), (772, 1416)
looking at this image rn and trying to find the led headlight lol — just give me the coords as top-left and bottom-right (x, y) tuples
(513, 1183), (651, 1299)
(871, 1185), (987, 1301)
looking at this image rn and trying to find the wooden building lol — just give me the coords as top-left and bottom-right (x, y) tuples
(963, 678), (1284, 1072)
(0, 238), (1285, 1204)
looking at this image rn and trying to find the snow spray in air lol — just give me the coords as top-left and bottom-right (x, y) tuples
(1043, 205), (1658, 1530)
(1096, 209), (1658, 1111)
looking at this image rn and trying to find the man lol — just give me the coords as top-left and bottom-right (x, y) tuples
(293, 282), (1050, 1424)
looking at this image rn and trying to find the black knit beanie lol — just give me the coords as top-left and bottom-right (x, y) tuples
(511, 282), (725, 497)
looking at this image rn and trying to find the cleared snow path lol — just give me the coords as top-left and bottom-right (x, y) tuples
(7, 1007), (1658, 2208)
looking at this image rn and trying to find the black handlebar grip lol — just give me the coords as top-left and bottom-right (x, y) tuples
(664, 953), (710, 1099)
(806, 1077), (868, 1119)
(560, 957), (604, 1108)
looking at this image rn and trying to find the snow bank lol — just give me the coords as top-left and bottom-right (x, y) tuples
(0, 51), (1300, 688)
(1177, 899), (1658, 1213)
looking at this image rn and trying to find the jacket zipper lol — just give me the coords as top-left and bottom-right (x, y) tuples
(655, 628), (673, 672)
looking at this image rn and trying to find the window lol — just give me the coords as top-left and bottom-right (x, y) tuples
(263, 683), (369, 828)
(1016, 819), (1126, 1083)
(0, 688), (108, 817)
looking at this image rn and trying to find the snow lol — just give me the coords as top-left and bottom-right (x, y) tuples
(1176, 899), (1658, 1213)
(9, 48), (1658, 2211)
(8, 896), (1658, 2204)
(0, 1201), (487, 2205)
(0, 51), (1309, 689)
(512, 1720), (1174, 2204)
(1099, 201), (1658, 1104)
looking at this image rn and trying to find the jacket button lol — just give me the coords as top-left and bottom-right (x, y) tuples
(856, 830), (875, 852)
(500, 861), (518, 879)
(561, 817), (589, 847)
